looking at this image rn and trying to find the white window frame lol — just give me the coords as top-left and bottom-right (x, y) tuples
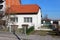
(10, 17), (18, 22)
(24, 17), (32, 23)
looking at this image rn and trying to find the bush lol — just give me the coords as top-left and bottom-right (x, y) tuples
(26, 26), (34, 34)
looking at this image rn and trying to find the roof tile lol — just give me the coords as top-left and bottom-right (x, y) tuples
(6, 0), (20, 7)
(6, 4), (39, 14)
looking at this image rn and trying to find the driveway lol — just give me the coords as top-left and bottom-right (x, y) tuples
(0, 32), (18, 40)
(17, 34), (60, 40)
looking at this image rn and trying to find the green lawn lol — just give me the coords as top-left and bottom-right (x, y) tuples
(29, 30), (58, 36)
(29, 30), (48, 36)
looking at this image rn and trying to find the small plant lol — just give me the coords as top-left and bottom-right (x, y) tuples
(26, 26), (34, 34)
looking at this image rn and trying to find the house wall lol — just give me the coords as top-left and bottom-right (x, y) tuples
(50, 21), (53, 24)
(36, 9), (41, 30)
(8, 9), (41, 30)
(9, 15), (38, 29)
(58, 21), (60, 26)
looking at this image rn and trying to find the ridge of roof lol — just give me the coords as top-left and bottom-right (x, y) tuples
(11, 4), (40, 9)
(21, 4), (40, 8)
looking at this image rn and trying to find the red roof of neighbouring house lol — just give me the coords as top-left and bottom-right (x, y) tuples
(42, 18), (51, 21)
(6, 4), (40, 14)
(6, 0), (20, 6)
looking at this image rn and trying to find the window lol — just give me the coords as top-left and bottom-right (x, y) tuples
(24, 17), (32, 23)
(0, 0), (4, 3)
(10, 17), (18, 22)
(0, 5), (3, 9)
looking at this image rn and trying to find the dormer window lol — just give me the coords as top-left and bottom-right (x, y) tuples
(0, 5), (3, 9)
(0, 0), (4, 3)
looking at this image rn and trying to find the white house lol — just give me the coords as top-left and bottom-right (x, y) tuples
(4, 0), (42, 30)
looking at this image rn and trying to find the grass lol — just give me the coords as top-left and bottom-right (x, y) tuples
(0, 28), (9, 32)
(29, 30), (49, 36)
(48, 31), (60, 37)
(39, 30), (48, 36)
(14, 28), (23, 34)
(28, 30), (59, 36)
(0, 28), (23, 33)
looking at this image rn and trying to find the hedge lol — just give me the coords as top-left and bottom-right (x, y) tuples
(26, 26), (34, 34)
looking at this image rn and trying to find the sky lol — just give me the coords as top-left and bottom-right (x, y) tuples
(21, 0), (60, 20)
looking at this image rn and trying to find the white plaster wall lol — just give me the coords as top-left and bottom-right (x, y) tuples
(58, 21), (60, 26)
(36, 9), (41, 30)
(43, 21), (45, 24)
(10, 14), (37, 28)
(50, 21), (53, 24)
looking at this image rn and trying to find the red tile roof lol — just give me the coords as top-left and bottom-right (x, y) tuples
(6, 0), (40, 15)
(6, 0), (20, 6)
(6, 4), (40, 14)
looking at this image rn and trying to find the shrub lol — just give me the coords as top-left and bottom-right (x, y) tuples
(26, 26), (34, 34)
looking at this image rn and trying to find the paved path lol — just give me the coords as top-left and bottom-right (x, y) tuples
(0, 32), (60, 40)
(0, 32), (18, 40)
